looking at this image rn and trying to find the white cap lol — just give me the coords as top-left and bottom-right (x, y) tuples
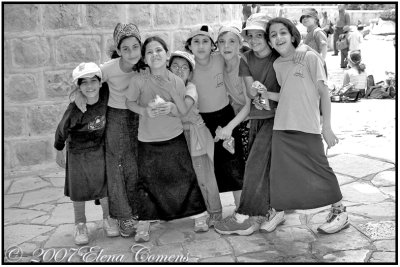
(170, 51), (195, 70)
(72, 62), (102, 85)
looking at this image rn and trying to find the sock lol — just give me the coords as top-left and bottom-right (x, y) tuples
(99, 197), (110, 219)
(73, 201), (86, 224)
(235, 213), (249, 223)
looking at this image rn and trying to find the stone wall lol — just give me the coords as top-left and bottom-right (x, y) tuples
(3, 3), (242, 177)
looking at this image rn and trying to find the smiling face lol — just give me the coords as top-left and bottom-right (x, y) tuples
(245, 30), (268, 54)
(79, 76), (101, 101)
(217, 32), (241, 61)
(301, 16), (316, 28)
(144, 41), (168, 70)
(169, 57), (191, 83)
(117, 36), (141, 66)
(268, 23), (296, 57)
(189, 35), (212, 60)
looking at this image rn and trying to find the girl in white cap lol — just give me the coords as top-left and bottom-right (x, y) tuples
(125, 36), (207, 242)
(185, 25), (245, 221)
(168, 50), (222, 233)
(74, 23), (144, 239)
(55, 62), (119, 245)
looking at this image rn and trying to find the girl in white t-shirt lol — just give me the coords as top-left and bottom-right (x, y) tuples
(343, 51), (367, 97)
(265, 17), (349, 235)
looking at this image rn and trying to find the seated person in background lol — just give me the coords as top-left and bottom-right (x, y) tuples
(343, 51), (367, 97)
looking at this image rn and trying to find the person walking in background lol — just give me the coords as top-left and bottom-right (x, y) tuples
(321, 11), (334, 38)
(251, 4), (261, 15)
(339, 25), (351, 68)
(55, 62), (119, 245)
(266, 17), (350, 235)
(332, 4), (350, 57)
(347, 25), (363, 53)
(242, 4), (252, 29)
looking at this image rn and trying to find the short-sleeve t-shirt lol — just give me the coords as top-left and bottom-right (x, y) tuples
(345, 68), (368, 90)
(100, 58), (137, 109)
(224, 57), (247, 116)
(304, 26), (327, 54)
(191, 53), (229, 113)
(239, 50), (281, 119)
(273, 51), (326, 134)
(125, 71), (185, 142)
(181, 82), (204, 126)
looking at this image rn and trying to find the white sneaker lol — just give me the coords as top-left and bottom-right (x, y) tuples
(259, 209), (285, 233)
(135, 221), (150, 243)
(194, 214), (209, 233)
(103, 216), (120, 237)
(74, 223), (89, 245)
(317, 206), (350, 234)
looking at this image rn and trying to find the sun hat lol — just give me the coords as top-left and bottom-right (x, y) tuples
(187, 24), (214, 40)
(113, 23), (141, 47)
(72, 62), (102, 85)
(300, 8), (319, 23)
(241, 13), (272, 37)
(217, 25), (243, 44)
(169, 51), (195, 70)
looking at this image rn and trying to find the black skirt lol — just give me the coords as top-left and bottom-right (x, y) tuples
(200, 104), (245, 192)
(270, 130), (343, 210)
(137, 133), (207, 221)
(65, 146), (107, 202)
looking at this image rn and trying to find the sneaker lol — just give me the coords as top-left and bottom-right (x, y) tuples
(317, 206), (350, 234)
(74, 222), (89, 245)
(260, 208), (285, 233)
(194, 214), (209, 233)
(207, 213), (222, 228)
(118, 217), (137, 237)
(135, 221), (150, 243)
(214, 214), (262, 236)
(332, 53), (338, 56)
(103, 216), (120, 237)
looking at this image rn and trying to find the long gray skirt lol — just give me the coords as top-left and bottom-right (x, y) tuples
(270, 130), (342, 210)
(137, 133), (207, 221)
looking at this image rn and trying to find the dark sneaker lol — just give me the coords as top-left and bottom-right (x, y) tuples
(317, 206), (350, 234)
(214, 214), (262, 236)
(118, 218), (137, 237)
(207, 213), (222, 228)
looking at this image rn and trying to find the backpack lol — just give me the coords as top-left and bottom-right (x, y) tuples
(336, 34), (349, 50)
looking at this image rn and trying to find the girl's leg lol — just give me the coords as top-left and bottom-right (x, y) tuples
(99, 197), (120, 237)
(72, 201), (89, 245)
(233, 190), (242, 208)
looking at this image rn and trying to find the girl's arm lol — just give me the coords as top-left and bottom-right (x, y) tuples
(342, 72), (350, 87)
(294, 44), (324, 64)
(126, 99), (159, 118)
(219, 85), (251, 140)
(318, 80), (339, 148)
(243, 76), (256, 99)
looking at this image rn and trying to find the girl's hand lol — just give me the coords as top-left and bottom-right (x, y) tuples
(293, 44), (308, 63)
(156, 102), (173, 116)
(218, 125), (233, 140)
(250, 81), (263, 96)
(322, 127), (339, 148)
(56, 150), (66, 169)
(74, 91), (87, 113)
(257, 84), (268, 99)
(145, 105), (159, 118)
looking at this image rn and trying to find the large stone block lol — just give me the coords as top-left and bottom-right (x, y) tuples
(3, 4), (40, 33)
(43, 4), (82, 30)
(87, 4), (121, 28)
(4, 74), (39, 102)
(4, 107), (25, 137)
(180, 5), (202, 26)
(172, 31), (190, 52)
(56, 36), (101, 64)
(154, 4), (180, 27)
(45, 70), (74, 98)
(3, 40), (13, 73)
(126, 4), (152, 29)
(203, 4), (220, 25)
(13, 37), (51, 68)
(14, 139), (53, 166)
(27, 105), (65, 135)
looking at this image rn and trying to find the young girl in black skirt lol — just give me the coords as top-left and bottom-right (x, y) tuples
(266, 17), (349, 234)
(55, 62), (119, 245)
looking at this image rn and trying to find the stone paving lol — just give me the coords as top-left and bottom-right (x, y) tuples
(3, 35), (396, 263)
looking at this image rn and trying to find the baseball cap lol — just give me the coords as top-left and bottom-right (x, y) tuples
(72, 62), (102, 85)
(169, 51), (195, 70)
(217, 25), (243, 43)
(300, 8), (319, 23)
(187, 24), (214, 40)
(241, 13), (272, 37)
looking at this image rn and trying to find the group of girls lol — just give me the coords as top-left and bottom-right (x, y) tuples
(55, 12), (350, 246)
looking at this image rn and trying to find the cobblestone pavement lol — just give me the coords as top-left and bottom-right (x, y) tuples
(3, 36), (396, 263)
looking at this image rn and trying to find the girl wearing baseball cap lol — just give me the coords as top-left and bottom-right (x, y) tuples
(55, 62), (119, 245)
